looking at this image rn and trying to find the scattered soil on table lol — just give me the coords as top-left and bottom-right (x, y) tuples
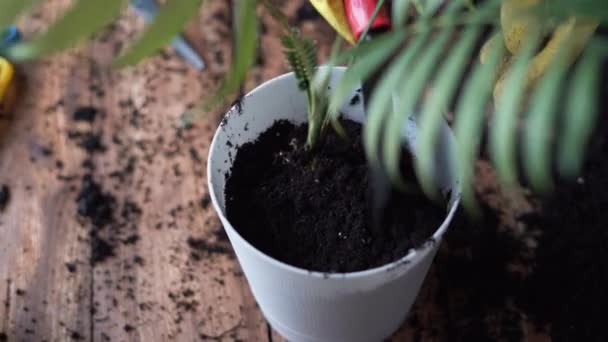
(72, 106), (98, 122)
(225, 120), (446, 273)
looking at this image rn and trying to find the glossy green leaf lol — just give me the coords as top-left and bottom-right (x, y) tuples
(0, 0), (39, 29)
(454, 30), (506, 211)
(490, 32), (540, 186)
(364, 32), (430, 166)
(328, 29), (406, 119)
(558, 48), (602, 177)
(416, 27), (481, 197)
(523, 43), (570, 193)
(392, 0), (413, 27)
(115, 0), (203, 66)
(204, 0), (258, 110)
(382, 28), (453, 186)
(7, 0), (128, 60)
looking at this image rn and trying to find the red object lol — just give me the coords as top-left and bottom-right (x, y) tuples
(343, 0), (392, 41)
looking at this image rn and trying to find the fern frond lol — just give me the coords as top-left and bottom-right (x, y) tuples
(328, 29), (406, 123)
(523, 39), (571, 193)
(281, 31), (317, 92)
(454, 30), (507, 212)
(558, 44), (604, 177)
(364, 31), (430, 167)
(490, 31), (541, 186)
(381, 28), (453, 188)
(416, 26), (482, 197)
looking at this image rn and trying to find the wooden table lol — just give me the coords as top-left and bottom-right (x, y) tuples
(0, 1), (337, 341)
(0, 1), (553, 341)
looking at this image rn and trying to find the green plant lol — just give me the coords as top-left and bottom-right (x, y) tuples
(329, 0), (608, 209)
(2, 0), (608, 210)
(263, 0), (334, 150)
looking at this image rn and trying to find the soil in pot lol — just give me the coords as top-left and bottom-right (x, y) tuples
(224, 120), (447, 273)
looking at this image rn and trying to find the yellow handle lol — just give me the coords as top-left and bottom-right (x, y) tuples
(0, 57), (15, 102)
(0, 57), (16, 114)
(310, 0), (356, 45)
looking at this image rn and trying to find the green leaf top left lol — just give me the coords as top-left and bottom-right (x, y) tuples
(5, 0), (129, 61)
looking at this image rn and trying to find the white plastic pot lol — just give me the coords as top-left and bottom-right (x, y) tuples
(208, 67), (460, 342)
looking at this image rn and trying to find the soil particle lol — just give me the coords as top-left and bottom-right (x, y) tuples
(65, 262), (77, 273)
(72, 106), (98, 122)
(78, 133), (106, 154)
(0, 184), (10, 211)
(187, 237), (231, 256)
(70, 332), (84, 340)
(76, 175), (115, 228)
(200, 194), (211, 209)
(225, 120), (445, 272)
(91, 234), (115, 265)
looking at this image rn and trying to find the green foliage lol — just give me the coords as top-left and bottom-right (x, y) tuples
(6, 0), (129, 60)
(281, 33), (317, 93)
(331, 0), (608, 210)
(116, 0), (204, 66)
(0, 0), (40, 29)
(263, 0), (331, 150)
(2, 0), (608, 211)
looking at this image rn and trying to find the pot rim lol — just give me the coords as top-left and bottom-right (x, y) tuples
(207, 68), (461, 280)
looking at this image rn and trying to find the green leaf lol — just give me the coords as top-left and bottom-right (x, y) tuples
(358, 0), (386, 44)
(6, 0), (128, 60)
(392, 0), (413, 27)
(523, 42), (571, 193)
(204, 0), (258, 110)
(416, 26), (481, 197)
(454, 30), (506, 211)
(490, 32), (540, 186)
(382, 28), (454, 186)
(115, 0), (203, 66)
(364, 31), (430, 166)
(558, 48), (602, 177)
(0, 0), (40, 29)
(328, 29), (406, 119)
(530, 0), (608, 23)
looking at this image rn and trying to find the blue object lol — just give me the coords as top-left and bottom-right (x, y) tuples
(1, 26), (20, 49)
(130, 0), (205, 70)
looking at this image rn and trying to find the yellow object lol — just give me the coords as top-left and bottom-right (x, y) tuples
(309, 0), (356, 45)
(0, 57), (16, 114)
(501, 0), (543, 55)
(492, 18), (599, 101)
(483, 0), (599, 104)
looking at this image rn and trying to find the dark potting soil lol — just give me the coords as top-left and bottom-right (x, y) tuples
(420, 122), (608, 341)
(518, 123), (608, 341)
(225, 120), (446, 273)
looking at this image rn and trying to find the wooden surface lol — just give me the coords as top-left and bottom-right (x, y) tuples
(0, 1), (335, 341)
